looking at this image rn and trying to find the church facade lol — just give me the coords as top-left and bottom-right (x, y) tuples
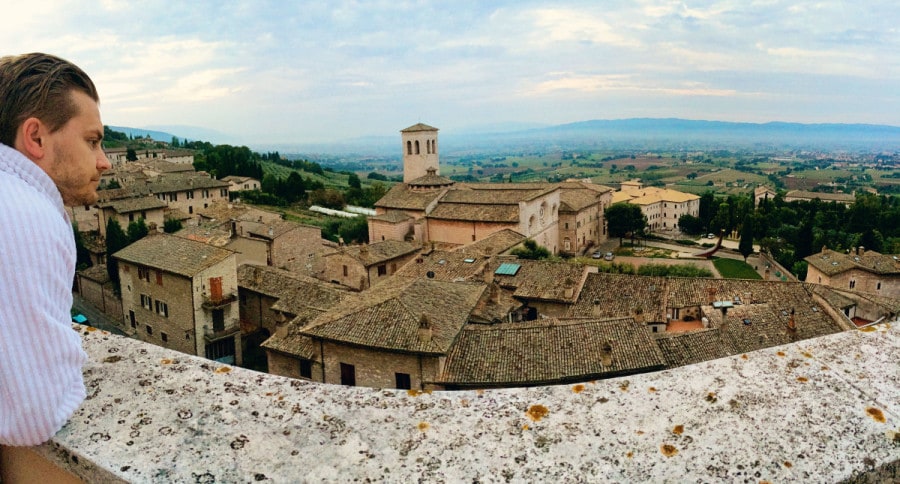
(368, 123), (613, 255)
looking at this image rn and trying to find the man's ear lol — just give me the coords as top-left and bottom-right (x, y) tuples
(15, 117), (48, 162)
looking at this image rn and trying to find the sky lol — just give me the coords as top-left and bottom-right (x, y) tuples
(2, 1), (898, 144)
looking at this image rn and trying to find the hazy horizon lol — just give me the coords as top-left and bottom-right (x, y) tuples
(4, 1), (898, 144)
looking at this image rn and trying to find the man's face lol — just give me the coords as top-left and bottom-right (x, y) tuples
(42, 90), (111, 206)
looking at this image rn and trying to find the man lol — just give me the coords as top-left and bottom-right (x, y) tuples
(0, 53), (111, 446)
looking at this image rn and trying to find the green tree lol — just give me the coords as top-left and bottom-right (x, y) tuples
(72, 223), (93, 271)
(163, 217), (183, 233)
(105, 219), (129, 295)
(677, 214), (704, 235)
(347, 173), (362, 190)
(127, 218), (149, 242)
(126, 148), (137, 162)
(739, 215), (754, 261)
(605, 203), (647, 246)
(510, 239), (551, 260)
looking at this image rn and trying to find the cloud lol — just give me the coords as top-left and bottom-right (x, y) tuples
(522, 73), (739, 98)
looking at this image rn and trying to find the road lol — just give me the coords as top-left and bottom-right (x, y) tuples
(72, 293), (127, 336)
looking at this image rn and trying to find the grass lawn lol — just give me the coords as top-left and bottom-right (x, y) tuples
(713, 258), (762, 279)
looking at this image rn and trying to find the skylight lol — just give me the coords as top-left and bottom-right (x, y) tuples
(495, 263), (521, 276)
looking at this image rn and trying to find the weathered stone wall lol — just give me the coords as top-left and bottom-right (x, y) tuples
(320, 340), (440, 390)
(22, 320), (898, 483)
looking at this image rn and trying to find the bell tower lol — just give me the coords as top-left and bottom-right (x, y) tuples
(401, 123), (439, 183)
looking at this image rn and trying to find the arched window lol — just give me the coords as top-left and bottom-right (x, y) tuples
(426, 140), (431, 154)
(415, 140), (420, 154)
(407, 141), (412, 155)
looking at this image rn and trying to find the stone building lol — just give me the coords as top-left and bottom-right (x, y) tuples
(264, 277), (488, 389)
(96, 195), (168, 237)
(805, 247), (900, 298)
(220, 175), (261, 193)
(323, 239), (421, 291)
(114, 233), (242, 365)
(784, 190), (855, 206)
(611, 180), (700, 233)
(370, 123), (612, 255)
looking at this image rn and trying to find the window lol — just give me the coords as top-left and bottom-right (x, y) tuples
(395, 373), (411, 390)
(145, 325), (153, 335)
(406, 140), (412, 155)
(342, 265), (348, 277)
(377, 264), (387, 276)
(128, 213), (134, 222)
(168, 193), (178, 202)
(414, 140), (420, 154)
(161, 332), (168, 343)
(877, 282), (882, 290)
(299, 359), (313, 379)
(155, 270), (163, 286)
(212, 309), (225, 332)
(340, 363), (356, 386)
(186, 191), (194, 199)
(188, 206), (193, 214)
(155, 300), (168, 318)
(220, 189), (227, 197)
(138, 266), (150, 282)
(140, 294), (152, 310)
(129, 310), (136, 328)
(850, 280), (856, 289)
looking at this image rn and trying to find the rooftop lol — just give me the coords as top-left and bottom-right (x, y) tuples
(112, 233), (235, 277)
(28, 321), (899, 482)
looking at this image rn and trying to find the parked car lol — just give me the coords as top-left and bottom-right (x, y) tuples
(705, 233), (716, 239)
(603, 252), (615, 261)
(591, 251), (603, 259)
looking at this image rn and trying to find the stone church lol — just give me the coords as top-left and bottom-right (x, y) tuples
(368, 123), (614, 256)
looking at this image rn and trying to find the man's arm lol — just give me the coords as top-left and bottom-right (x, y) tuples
(0, 195), (87, 446)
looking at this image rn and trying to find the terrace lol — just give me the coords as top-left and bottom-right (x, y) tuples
(1, 321), (897, 482)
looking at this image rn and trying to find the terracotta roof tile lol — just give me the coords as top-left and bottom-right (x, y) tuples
(300, 277), (486, 354)
(97, 195), (168, 213)
(375, 184), (443, 211)
(113, 233), (234, 277)
(569, 273), (668, 321)
(438, 317), (666, 386)
(488, 259), (586, 302)
(455, 229), (526, 256)
(804, 248), (900, 276)
(427, 203), (519, 222)
(328, 240), (420, 267)
(654, 329), (731, 368)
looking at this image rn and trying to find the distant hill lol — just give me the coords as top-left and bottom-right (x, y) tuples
(106, 126), (178, 143)
(106, 125), (233, 144)
(260, 118), (900, 157)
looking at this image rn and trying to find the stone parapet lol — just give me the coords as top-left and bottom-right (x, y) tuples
(14, 322), (900, 482)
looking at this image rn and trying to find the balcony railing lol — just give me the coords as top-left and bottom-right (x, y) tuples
(3, 321), (897, 482)
(203, 322), (240, 342)
(201, 291), (236, 310)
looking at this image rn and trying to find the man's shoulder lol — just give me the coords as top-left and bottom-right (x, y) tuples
(0, 171), (68, 229)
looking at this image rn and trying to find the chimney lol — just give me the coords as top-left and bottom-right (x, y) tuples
(707, 287), (717, 305)
(859, 246), (865, 256)
(418, 314), (432, 343)
(490, 283), (500, 304)
(600, 340), (613, 368)
(633, 308), (644, 325)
